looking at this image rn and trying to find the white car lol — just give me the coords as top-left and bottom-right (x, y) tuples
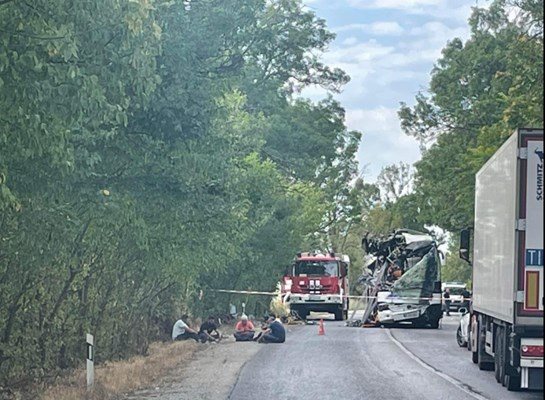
(456, 307), (470, 347)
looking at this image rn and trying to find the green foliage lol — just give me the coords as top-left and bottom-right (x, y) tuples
(398, 0), (543, 232)
(441, 237), (472, 287)
(0, 0), (359, 386)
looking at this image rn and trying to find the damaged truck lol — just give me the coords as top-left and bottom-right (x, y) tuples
(357, 229), (443, 328)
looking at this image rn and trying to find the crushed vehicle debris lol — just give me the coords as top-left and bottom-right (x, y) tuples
(355, 229), (443, 328)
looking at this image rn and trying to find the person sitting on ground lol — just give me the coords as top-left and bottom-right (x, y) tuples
(250, 318), (268, 342)
(198, 315), (221, 343)
(172, 314), (200, 342)
(258, 314), (286, 344)
(234, 314), (255, 342)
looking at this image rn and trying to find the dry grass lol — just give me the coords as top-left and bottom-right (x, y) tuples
(41, 340), (199, 400)
(269, 282), (291, 319)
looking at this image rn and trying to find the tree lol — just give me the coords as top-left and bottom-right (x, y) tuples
(441, 237), (472, 286)
(376, 162), (413, 203)
(0, 0), (362, 386)
(398, 0), (543, 232)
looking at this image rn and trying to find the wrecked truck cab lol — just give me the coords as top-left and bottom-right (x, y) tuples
(358, 230), (443, 328)
(376, 245), (442, 327)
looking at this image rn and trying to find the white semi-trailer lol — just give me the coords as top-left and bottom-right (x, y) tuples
(459, 128), (543, 391)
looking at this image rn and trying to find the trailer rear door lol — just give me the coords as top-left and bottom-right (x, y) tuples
(516, 129), (544, 324)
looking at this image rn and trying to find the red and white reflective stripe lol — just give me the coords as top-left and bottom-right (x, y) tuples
(521, 345), (544, 358)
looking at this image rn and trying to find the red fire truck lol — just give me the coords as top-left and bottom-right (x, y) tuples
(281, 252), (350, 320)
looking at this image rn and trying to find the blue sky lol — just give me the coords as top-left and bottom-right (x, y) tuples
(300, 0), (480, 181)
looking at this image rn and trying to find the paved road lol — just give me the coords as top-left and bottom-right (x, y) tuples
(228, 313), (543, 400)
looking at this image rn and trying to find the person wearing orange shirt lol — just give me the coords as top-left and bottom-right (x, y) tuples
(234, 314), (255, 341)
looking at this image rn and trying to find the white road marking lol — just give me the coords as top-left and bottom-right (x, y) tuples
(386, 329), (489, 400)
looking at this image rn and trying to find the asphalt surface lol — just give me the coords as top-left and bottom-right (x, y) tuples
(228, 312), (543, 400)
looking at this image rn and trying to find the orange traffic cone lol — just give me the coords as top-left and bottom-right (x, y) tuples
(318, 319), (325, 335)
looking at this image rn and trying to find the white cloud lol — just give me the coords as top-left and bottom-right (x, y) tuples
(334, 21), (405, 35)
(299, 0), (476, 180)
(347, 0), (474, 24)
(348, 0), (442, 9)
(324, 40), (395, 66)
(409, 21), (469, 40)
(346, 107), (421, 181)
(316, 18), (471, 106)
(342, 36), (359, 46)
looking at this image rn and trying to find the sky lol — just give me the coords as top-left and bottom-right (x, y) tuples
(300, 0), (480, 181)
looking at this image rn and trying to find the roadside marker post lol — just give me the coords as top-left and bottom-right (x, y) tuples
(86, 333), (94, 390)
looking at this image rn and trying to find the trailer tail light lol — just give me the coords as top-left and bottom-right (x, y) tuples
(521, 345), (544, 358)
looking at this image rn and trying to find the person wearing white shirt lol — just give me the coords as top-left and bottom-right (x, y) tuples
(172, 314), (199, 341)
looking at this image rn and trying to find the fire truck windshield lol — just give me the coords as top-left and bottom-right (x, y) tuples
(293, 261), (338, 277)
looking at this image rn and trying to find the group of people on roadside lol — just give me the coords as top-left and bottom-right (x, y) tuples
(234, 314), (285, 343)
(171, 315), (221, 343)
(172, 313), (285, 344)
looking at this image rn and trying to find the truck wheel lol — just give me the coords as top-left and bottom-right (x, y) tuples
(478, 324), (494, 371)
(334, 307), (343, 321)
(472, 347), (479, 363)
(504, 373), (521, 391)
(494, 328), (503, 383)
(470, 317), (478, 363)
(293, 308), (307, 320)
(430, 318), (440, 329)
(343, 309), (348, 320)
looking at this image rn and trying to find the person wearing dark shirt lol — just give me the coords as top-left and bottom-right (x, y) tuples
(198, 316), (220, 343)
(443, 288), (451, 316)
(258, 315), (286, 343)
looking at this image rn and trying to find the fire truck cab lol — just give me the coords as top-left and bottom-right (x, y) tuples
(281, 252), (350, 320)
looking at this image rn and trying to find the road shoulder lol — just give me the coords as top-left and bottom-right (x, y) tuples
(126, 339), (263, 400)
